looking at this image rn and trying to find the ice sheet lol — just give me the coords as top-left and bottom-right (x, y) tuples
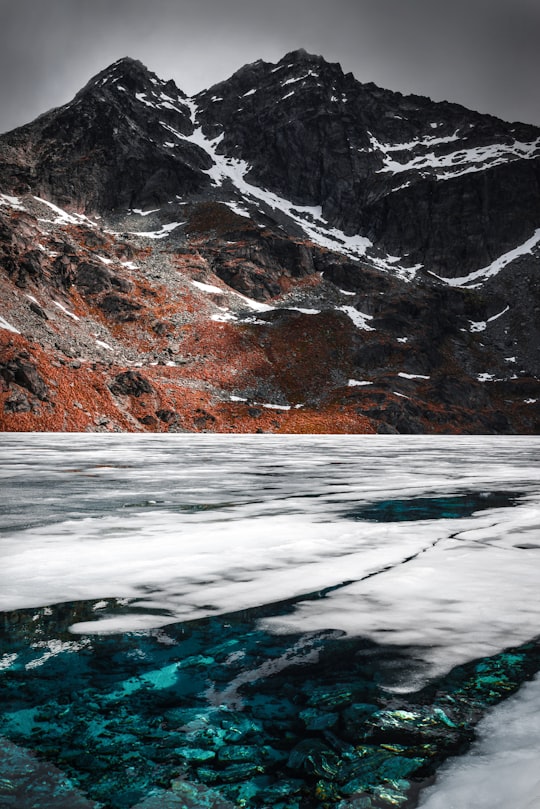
(0, 435), (539, 692)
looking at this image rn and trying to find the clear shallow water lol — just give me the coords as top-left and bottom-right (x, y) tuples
(1, 434), (540, 809)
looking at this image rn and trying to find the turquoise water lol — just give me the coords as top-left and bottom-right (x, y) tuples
(345, 491), (522, 522)
(1, 435), (540, 808)
(3, 594), (540, 809)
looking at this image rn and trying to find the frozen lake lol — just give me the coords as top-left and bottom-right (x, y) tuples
(1, 434), (540, 808)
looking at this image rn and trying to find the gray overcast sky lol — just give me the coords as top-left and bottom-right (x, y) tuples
(1, 0), (539, 134)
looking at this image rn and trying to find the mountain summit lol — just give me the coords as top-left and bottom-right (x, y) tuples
(0, 51), (539, 433)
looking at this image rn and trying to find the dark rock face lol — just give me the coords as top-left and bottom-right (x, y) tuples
(4, 391), (32, 413)
(0, 213), (45, 288)
(75, 262), (132, 295)
(356, 160), (540, 275)
(0, 58), (211, 212)
(109, 371), (153, 397)
(207, 235), (314, 300)
(0, 356), (49, 400)
(156, 408), (178, 425)
(98, 293), (141, 321)
(195, 49), (540, 277)
(1, 50), (539, 278)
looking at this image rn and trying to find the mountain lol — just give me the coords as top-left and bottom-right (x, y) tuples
(0, 51), (539, 433)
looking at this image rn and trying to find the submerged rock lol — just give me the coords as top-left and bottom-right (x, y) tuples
(170, 778), (237, 808)
(287, 738), (340, 778)
(299, 707), (339, 731)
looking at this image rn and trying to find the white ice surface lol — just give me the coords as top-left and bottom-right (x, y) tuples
(25, 639), (89, 670)
(0, 435), (539, 695)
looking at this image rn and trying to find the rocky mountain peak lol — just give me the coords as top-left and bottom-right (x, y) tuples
(280, 47), (338, 71)
(0, 55), (209, 213)
(85, 56), (150, 85)
(198, 48), (341, 108)
(283, 47), (319, 60)
(74, 56), (186, 107)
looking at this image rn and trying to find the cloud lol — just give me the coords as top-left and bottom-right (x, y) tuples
(0, 0), (538, 133)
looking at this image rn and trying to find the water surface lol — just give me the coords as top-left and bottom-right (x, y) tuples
(1, 435), (539, 808)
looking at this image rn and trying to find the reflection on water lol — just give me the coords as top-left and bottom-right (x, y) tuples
(1, 435), (540, 808)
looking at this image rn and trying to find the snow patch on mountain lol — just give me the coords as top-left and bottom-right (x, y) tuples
(192, 281), (224, 294)
(33, 197), (97, 227)
(436, 230), (540, 287)
(130, 208), (160, 217)
(281, 70), (319, 87)
(128, 221), (184, 239)
(370, 132), (540, 180)
(0, 193), (25, 211)
(469, 306), (510, 332)
(170, 100), (380, 262)
(337, 306), (375, 331)
(222, 201), (251, 218)
(150, 99), (424, 280)
(0, 315), (20, 334)
(53, 301), (80, 321)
